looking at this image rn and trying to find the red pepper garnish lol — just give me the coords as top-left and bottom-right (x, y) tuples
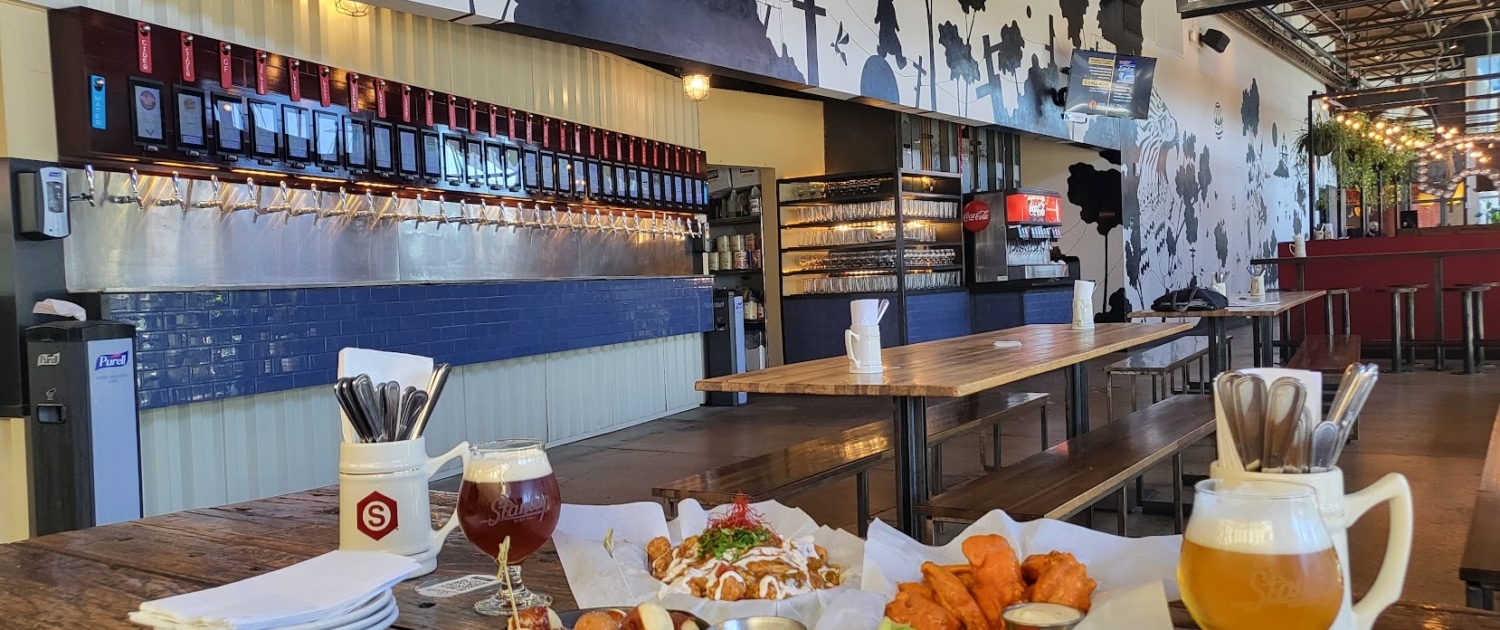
(707, 494), (766, 532)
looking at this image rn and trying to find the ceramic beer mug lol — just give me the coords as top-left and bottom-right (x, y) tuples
(1207, 463), (1413, 630)
(340, 436), (470, 576)
(845, 324), (883, 374)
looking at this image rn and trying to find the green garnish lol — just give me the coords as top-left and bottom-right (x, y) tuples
(697, 526), (773, 561)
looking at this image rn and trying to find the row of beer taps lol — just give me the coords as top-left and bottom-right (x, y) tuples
(79, 166), (705, 238)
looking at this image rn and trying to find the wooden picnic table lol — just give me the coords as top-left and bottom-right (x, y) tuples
(697, 323), (1191, 537)
(2, 488), (1497, 629)
(1130, 290), (1326, 376)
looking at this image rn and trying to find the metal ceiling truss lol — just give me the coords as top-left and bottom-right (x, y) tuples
(1264, 0), (1498, 87)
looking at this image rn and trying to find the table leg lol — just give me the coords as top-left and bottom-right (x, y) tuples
(1256, 316), (1276, 367)
(1206, 318), (1229, 376)
(1435, 258), (1447, 371)
(1064, 363), (1090, 439)
(892, 395), (929, 538)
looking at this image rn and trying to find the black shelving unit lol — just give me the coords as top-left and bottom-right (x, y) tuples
(777, 168), (964, 346)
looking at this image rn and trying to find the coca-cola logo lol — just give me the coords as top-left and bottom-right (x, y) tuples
(356, 491), (399, 541)
(481, 495), (554, 526)
(962, 200), (992, 232)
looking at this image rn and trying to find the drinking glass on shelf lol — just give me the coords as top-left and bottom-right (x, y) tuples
(457, 439), (562, 617)
(1179, 479), (1343, 630)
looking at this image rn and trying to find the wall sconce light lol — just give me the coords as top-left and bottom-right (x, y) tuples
(335, 1), (373, 17)
(682, 74), (711, 101)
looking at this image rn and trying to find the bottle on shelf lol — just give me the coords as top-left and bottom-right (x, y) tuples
(749, 185), (762, 217)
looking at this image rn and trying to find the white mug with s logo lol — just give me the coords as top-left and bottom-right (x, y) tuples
(339, 436), (469, 577)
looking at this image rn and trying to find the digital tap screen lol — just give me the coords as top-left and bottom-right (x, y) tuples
(248, 100), (279, 159)
(175, 86), (208, 150)
(371, 122), (394, 172)
(313, 111), (341, 166)
(282, 105), (311, 161)
(397, 126), (419, 175)
(212, 93), (246, 154)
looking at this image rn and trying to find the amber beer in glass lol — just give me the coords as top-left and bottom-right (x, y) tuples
(1179, 479), (1344, 630)
(457, 439), (561, 616)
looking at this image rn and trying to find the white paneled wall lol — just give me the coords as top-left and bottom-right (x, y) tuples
(138, 334), (705, 516)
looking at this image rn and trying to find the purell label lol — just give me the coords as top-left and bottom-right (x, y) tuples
(415, 574), (502, 598)
(36, 353), (61, 367)
(94, 351), (130, 370)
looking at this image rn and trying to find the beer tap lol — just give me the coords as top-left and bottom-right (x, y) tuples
(289, 184), (322, 218)
(566, 207), (583, 232)
(411, 193), (431, 226)
(316, 187), (352, 224)
(192, 175), (225, 210)
(262, 181), (293, 216)
(155, 172), (187, 209)
(433, 195), (452, 230)
(479, 199), (502, 232)
(384, 191), (407, 224)
(69, 164), (97, 207)
(356, 189), (379, 221)
(108, 168), (145, 210)
(458, 200), (484, 228)
(227, 178), (259, 214)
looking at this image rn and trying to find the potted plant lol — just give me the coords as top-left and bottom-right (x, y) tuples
(1296, 120), (1342, 158)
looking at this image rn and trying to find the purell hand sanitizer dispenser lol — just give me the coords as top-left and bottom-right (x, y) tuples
(24, 320), (140, 534)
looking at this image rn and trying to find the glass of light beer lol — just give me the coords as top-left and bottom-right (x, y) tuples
(1179, 478), (1344, 630)
(457, 439), (562, 617)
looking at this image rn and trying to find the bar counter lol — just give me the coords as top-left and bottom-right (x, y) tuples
(1254, 231), (1500, 347)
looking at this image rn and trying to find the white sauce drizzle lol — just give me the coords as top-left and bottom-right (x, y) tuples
(657, 535), (837, 600)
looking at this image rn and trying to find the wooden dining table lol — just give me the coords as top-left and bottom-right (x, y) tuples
(696, 323), (1191, 537)
(1130, 290), (1326, 376)
(2, 488), (1497, 629)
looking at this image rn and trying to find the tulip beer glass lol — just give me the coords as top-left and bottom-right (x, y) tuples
(1179, 479), (1344, 630)
(457, 439), (562, 617)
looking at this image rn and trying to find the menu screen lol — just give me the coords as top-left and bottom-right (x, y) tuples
(540, 152), (556, 191)
(523, 148), (540, 190)
(213, 94), (246, 153)
(466, 140), (484, 183)
(249, 101), (279, 158)
(443, 136), (465, 181)
(601, 163), (616, 198)
(505, 146), (523, 190)
(282, 105), (310, 160)
(1063, 50), (1156, 119)
(397, 127), (419, 175)
(372, 123), (394, 172)
(314, 111), (340, 165)
(484, 143), (505, 189)
(587, 161), (601, 197)
(421, 132), (442, 178)
(344, 118), (368, 168)
(130, 79), (165, 144)
(176, 88), (207, 149)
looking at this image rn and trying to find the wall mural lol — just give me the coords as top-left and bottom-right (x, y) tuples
(505, 0), (1320, 311)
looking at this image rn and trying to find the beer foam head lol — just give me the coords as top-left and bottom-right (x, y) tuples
(1185, 479), (1333, 555)
(465, 439), (554, 482)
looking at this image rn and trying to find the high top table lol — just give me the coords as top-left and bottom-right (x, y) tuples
(696, 323), (1192, 536)
(2, 488), (1498, 629)
(1129, 290), (1326, 377)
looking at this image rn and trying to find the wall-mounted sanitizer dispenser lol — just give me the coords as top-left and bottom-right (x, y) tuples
(18, 166), (70, 239)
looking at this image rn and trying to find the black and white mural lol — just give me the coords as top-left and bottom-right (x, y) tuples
(501, 0), (1319, 310)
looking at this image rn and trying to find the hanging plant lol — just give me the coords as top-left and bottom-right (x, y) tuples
(1295, 119), (1342, 158)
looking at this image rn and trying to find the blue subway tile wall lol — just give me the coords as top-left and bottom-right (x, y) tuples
(108, 278), (713, 410)
(1022, 287), (1073, 324)
(907, 291), (972, 344)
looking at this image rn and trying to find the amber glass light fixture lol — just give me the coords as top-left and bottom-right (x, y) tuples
(335, 1), (373, 17)
(682, 74), (711, 101)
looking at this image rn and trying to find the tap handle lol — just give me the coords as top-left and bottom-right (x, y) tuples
(79, 164), (97, 206)
(128, 168), (141, 195)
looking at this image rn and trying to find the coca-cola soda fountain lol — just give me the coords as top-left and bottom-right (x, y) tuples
(964, 188), (1068, 283)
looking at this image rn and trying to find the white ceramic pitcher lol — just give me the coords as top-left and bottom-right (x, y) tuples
(339, 437), (469, 577)
(845, 324), (883, 374)
(1208, 463), (1413, 630)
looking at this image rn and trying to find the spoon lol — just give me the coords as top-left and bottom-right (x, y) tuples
(1233, 374), (1267, 471)
(1262, 377), (1307, 473)
(1310, 421), (1341, 472)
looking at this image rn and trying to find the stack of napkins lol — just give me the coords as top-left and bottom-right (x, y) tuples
(129, 551), (418, 630)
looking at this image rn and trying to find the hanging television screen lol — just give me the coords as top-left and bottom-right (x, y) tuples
(1064, 50), (1155, 120)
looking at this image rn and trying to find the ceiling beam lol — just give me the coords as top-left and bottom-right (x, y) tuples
(1307, 3), (1498, 37)
(1354, 53), (1464, 69)
(1338, 34), (1461, 56)
(1279, 0), (1399, 16)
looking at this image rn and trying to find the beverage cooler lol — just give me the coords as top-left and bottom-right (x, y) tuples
(965, 189), (1069, 284)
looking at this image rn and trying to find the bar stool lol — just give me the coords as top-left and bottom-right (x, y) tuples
(1324, 287), (1360, 336)
(1445, 284), (1494, 375)
(1379, 284), (1426, 372)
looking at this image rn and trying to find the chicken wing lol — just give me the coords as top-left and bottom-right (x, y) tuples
(920, 562), (989, 630)
(885, 582), (961, 630)
(962, 535), (1026, 628)
(1026, 552), (1096, 613)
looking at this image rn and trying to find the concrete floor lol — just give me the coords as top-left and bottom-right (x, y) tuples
(435, 351), (1499, 607)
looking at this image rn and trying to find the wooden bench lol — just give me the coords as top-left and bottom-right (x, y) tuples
(1461, 405), (1500, 611)
(1104, 336), (1228, 422)
(653, 391), (1049, 535)
(919, 394), (1215, 542)
(1288, 334), (1362, 372)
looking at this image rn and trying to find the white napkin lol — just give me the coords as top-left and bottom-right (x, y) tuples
(128, 550), (418, 630)
(33, 298), (87, 321)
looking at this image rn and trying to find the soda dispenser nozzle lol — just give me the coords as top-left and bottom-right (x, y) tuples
(70, 164), (97, 207)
